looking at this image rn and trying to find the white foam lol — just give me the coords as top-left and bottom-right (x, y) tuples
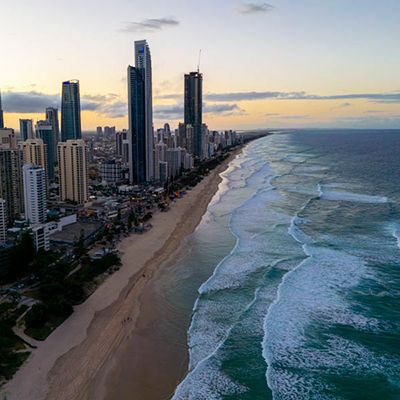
(391, 224), (400, 250)
(318, 184), (388, 203)
(261, 238), (379, 399)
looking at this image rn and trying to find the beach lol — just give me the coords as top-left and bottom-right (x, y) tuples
(2, 148), (242, 400)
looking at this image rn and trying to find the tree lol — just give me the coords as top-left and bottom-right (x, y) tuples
(73, 229), (87, 259)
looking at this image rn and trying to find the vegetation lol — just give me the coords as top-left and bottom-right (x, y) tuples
(23, 253), (121, 341)
(0, 302), (30, 382)
(3, 231), (36, 283)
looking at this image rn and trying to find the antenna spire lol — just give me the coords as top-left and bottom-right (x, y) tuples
(197, 49), (202, 73)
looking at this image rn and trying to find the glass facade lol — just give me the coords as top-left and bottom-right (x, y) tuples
(184, 72), (203, 157)
(61, 80), (81, 142)
(128, 66), (146, 183)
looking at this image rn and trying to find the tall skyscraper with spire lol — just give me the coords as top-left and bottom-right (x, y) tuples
(61, 80), (81, 142)
(184, 71), (203, 158)
(133, 40), (154, 181)
(0, 91), (4, 129)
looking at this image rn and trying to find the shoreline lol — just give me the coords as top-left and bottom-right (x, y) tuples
(2, 147), (243, 400)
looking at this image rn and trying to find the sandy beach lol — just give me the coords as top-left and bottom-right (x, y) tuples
(1, 149), (241, 400)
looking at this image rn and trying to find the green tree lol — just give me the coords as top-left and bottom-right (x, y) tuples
(73, 229), (87, 259)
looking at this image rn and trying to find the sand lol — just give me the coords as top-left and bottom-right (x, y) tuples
(1, 150), (241, 400)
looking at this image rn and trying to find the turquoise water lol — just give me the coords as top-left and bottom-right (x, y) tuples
(170, 130), (400, 400)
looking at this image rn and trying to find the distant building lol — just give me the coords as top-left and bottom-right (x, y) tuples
(184, 71), (203, 157)
(19, 138), (48, 185)
(104, 126), (116, 136)
(100, 160), (123, 184)
(58, 139), (89, 204)
(0, 149), (24, 223)
(45, 107), (60, 155)
(19, 119), (34, 141)
(0, 91), (4, 129)
(22, 164), (47, 225)
(116, 130), (128, 157)
(0, 128), (17, 149)
(61, 80), (81, 141)
(0, 199), (7, 244)
(36, 121), (55, 180)
(159, 161), (168, 183)
(96, 126), (103, 136)
(166, 147), (182, 178)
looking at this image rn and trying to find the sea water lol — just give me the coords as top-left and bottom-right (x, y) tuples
(170, 130), (400, 399)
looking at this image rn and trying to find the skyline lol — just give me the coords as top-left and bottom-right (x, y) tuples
(2, 0), (400, 130)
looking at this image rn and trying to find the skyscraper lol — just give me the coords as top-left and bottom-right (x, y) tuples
(184, 71), (203, 157)
(0, 199), (7, 244)
(19, 139), (48, 185)
(134, 40), (154, 181)
(45, 107), (60, 153)
(0, 149), (23, 223)
(57, 139), (88, 204)
(127, 66), (146, 183)
(19, 119), (34, 141)
(0, 91), (4, 129)
(22, 164), (47, 225)
(61, 80), (81, 142)
(36, 121), (55, 180)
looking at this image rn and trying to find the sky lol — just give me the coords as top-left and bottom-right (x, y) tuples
(2, 0), (400, 131)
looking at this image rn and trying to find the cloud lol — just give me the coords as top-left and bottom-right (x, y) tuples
(203, 90), (400, 103)
(238, 2), (274, 14)
(119, 17), (179, 33)
(2, 91), (127, 118)
(2, 91), (59, 113)
(204, 103), (244, 115)
(266, 113), (310, 119)
(153, 102), (244, 120)
(154, 104), (184, 120)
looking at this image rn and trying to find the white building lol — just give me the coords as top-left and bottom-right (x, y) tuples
(23, 164), (47, 225)
(31, 224), (50, 252)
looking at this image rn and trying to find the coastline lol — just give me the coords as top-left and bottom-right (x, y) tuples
(2, 147), (243, 400)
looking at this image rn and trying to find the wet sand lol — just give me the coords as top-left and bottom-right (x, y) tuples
(2, 149), (241, 400)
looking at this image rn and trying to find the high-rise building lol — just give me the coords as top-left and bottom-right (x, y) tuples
(19, 119), (34, 141)
(0, 199), (7, 244)
(166, 147), (182, 178)
(45, 107), (60, 154)
(0, 149), (23, 223)
(22, 164), (47, 225)
(96, 126), (103, 136)
(100, 160), (123, 184)
(0, 128), (17, 149)
(127, 66), (146, 183)
(184, 71), (203, 157)
(57, 140), (88, 204)
(104, 126), (116, 136)
(61, 80), (81, 141)
(35, 121), (55, 180)
(134, 40), (154, 181)
(19, 139), (48, 185)
(116, 129), (128, 158)
(0, 91), (4, 129)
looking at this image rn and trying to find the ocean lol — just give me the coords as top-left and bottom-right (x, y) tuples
(167, 130), (400, 400)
